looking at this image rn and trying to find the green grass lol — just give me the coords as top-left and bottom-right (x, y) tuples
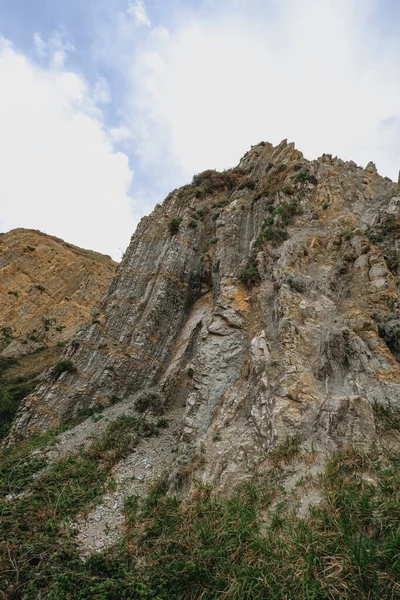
(1, 421), (400, 598)
(0, 358), (39, 439)
(0, 415), (163, 598)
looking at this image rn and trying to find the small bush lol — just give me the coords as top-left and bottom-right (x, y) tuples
(240, 259), (261, 287)
(308, 174), (318, 185)
(168, 217), (182, 235)
(286, 275), (306, 293)
(295, 171), (309, 183)
(378, 318), (400, 359)
(254, 186), (269, 201)
(192, 168), (255, 195)
(53, 359), (77, 377)
(196, 208), (208, 219)
(236, 175), (256, 190)
(193, 186), (204, 198)
(135, 390), (163, 415)
(262, 227), (289, 244)
(0, 356), (18, 377)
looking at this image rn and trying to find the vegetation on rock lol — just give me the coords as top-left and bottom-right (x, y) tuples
(1, 409), (400, 598)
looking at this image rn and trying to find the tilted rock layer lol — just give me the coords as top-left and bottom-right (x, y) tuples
(11, 141), (400, 488)
(0, 228), (117, 355)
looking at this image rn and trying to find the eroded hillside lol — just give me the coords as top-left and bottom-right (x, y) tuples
(0, 228), (116, 438)
(0, 228), (116, 354)
(2, 141), (400, 599)
(11, 142), (400, 458)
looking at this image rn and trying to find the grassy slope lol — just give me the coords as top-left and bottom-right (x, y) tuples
(0, 346), (64, 439)
(0, 406), (399, 599)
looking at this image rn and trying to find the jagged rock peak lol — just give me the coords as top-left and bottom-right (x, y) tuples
(9, 141), (400, 494)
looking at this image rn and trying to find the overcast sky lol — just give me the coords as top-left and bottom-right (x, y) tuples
(0, 0), (399, 259)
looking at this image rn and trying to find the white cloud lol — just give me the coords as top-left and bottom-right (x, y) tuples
(109, 125), (134, 142)
(127, 0), (151, 28)
(33, 30), (76, 70)
(33, 33), (46, 57)
(93, 76), (111, 104)
(127, 0), (400, 182)
(0, 39), (136, 260)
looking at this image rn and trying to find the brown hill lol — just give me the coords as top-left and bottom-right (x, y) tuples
(0, 228), (117, 354)
(0, 228), (116, 438)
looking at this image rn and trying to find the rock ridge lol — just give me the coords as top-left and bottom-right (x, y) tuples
(9, 141), (400, 492)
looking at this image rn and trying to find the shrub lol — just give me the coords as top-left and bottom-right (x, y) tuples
(286, 275), (306, 293)
(135, 390), (163, 415)
(236, 175), (256, 190)
(53, 359), (77, 377)
(0, 390), (16, 438)
(254, 186), (269, 201)
(262, 227), (289, 244)
(168, 217), (182, 235)
(0, 356), (18, 377)
(240, 258), (261, 287)
(1, 327), (13, 339)
(192, 168), (255, 194)
(308, 174), (318, 185)
(378, 318), (400, 360)
(193, 187), (204, 198)
(295, 171), (309, 183)
(192, 169), (230, 192)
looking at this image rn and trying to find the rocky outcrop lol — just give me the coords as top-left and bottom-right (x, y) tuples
(0, 228), (117, 355)
(9, 142), (400, 489)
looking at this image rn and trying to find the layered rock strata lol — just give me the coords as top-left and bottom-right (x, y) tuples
(10, 141), (400, 488)
(0, 228), (116, 355)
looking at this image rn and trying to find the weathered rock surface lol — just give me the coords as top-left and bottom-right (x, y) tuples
(10, 141), (400, 494)
(0, 228), (116, 355)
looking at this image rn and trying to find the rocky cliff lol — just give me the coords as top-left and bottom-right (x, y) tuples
(0, 228), (117, 439)
(0, 228), (117, 355)
(10, 141), (400, 488)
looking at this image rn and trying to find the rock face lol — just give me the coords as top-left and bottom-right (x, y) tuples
(0, 228), (117, 355)
(10, 141), (400, 488)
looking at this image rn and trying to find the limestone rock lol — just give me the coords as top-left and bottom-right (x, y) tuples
(8, 142), (400, 488)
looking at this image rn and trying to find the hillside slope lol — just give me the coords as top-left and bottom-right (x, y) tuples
(0, 228), (116, 438)
(0, 228), (117, 354)
(11, 142), (400, 465)
(2, 141), (400, 599)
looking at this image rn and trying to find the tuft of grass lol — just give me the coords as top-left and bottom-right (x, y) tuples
(270, 436), (301, 465)
(372, 401), (400, 434)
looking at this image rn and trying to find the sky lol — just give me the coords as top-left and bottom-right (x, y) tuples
(0, 0), (399, 260)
